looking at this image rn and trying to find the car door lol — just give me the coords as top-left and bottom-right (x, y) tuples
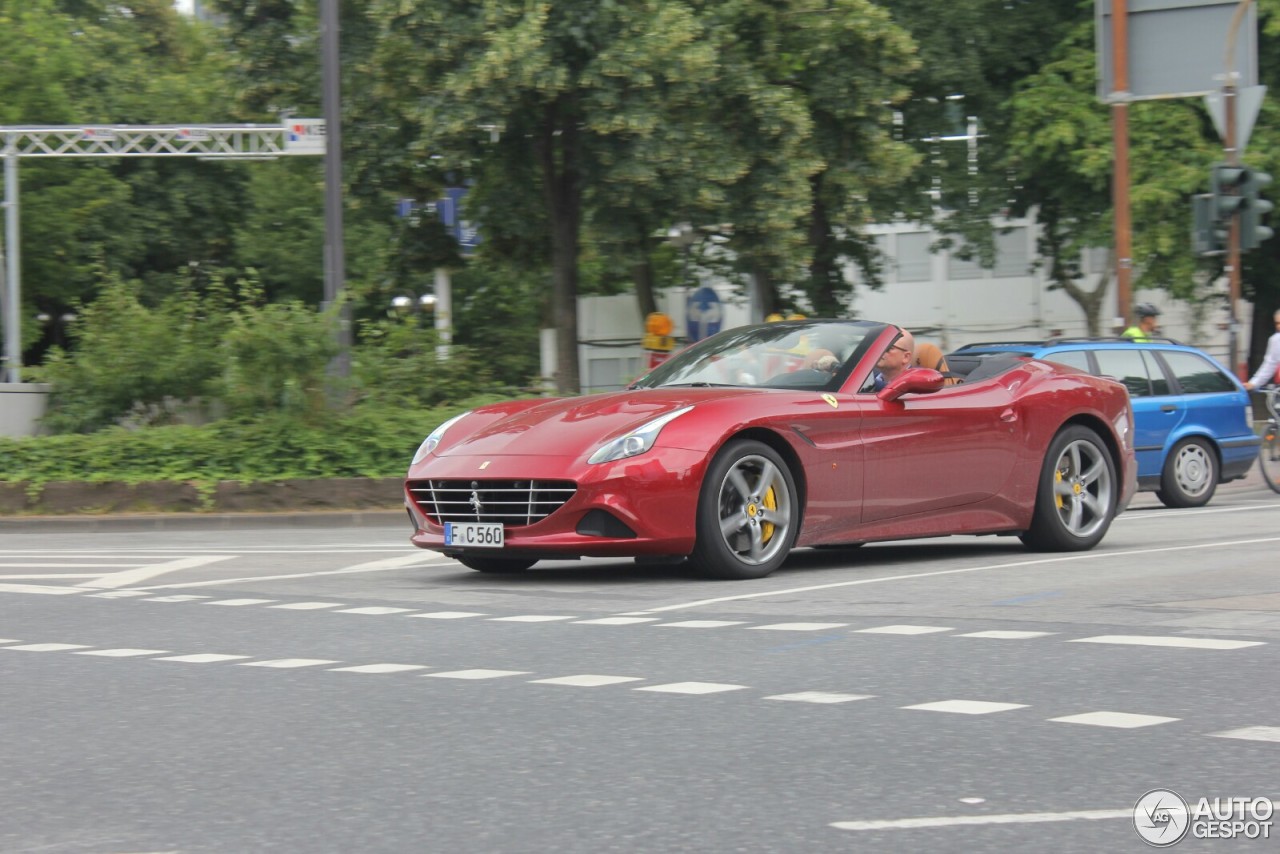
(856, 378), (1021, 524)
(1092, 348), (1173, 480)
(1155, 349), (1256, 467)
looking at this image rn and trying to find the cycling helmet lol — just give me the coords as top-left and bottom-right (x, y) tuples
(1134, 302), (1161, 318)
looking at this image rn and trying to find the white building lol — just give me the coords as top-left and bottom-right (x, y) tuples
(560, 214), (1242, 394)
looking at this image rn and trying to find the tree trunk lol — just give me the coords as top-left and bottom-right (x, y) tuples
(807, 171), (840, 316)
(538, 102), (582, 396)
(632, 229), (658, 319)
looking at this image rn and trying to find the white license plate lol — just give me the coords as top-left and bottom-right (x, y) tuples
(444, 522), (505, 548)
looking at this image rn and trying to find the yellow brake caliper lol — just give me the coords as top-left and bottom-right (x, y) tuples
(760, 485), (777, 542)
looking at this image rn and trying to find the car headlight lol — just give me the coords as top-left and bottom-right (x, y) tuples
(588, 406), (693, 464)
(412, 412), (469, 464)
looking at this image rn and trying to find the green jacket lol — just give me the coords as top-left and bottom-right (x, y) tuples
(1122, 326), (1151, 342)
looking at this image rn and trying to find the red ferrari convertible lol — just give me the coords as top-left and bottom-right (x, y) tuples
(405, 319), (1136, 579)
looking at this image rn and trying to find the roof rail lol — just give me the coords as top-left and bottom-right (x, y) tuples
(956, 336), (1184, 349)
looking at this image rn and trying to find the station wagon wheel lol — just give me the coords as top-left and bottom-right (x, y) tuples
(1020, 426), (1116, 552)
(692, 439), (799, 580)
(1155, 437), (1218, 508)
(456, 556), (537, 573)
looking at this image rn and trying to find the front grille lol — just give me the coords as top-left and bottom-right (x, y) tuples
(407, 479), (577, 526)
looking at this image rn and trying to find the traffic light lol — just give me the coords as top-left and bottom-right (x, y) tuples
(1192, 193), (1222, 256)
(1242, 169), (1275, 251)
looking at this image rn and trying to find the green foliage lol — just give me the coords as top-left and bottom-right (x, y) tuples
(33, 271), (228, 433)
(352, 317), (497, 408)
(0, 398), (510, 486)
(220, 289), (340, 419)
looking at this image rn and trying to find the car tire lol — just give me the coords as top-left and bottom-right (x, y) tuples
(456, 556), (536, 573)
(1019, 425), (1117, 552)
(1155, 438), (1218, 508)
(691, 439), (799, 580)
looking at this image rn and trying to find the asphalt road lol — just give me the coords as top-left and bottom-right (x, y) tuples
(2, 478), (1279, 853)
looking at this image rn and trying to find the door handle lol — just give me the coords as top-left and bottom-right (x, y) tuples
(1000, 408), (1017, 423)
(1161, 405), (1176, 413)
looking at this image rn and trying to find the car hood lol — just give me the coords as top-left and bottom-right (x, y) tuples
(436, 387), (764, 458)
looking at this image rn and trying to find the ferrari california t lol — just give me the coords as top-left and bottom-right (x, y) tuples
(405, 319), (1137, 580)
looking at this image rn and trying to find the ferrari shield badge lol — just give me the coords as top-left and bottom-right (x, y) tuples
(822, 394), (839, 409)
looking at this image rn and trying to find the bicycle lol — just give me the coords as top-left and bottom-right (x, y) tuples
(1258, 386), (1280, 493)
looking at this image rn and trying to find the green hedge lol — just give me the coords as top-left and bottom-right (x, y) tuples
(0, 398), (506, 486)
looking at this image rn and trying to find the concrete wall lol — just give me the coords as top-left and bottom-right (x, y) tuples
(0, 384), (51, 437)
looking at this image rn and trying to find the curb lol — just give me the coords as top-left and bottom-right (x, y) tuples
(0, 508), (409, 533)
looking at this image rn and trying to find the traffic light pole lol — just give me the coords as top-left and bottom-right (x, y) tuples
(1224, 78), (1242, 377)
(1110, 0), (1134, 334)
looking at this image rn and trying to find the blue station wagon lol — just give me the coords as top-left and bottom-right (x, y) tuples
(948, 338), (1260, 507)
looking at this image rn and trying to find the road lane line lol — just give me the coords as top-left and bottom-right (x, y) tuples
(1071, 635), (1265, 650)
(903, 700), (1029, 715)
(634, 682), (748, 695)
(1048, 712), (1179, 728)
(78, 555), (238, 589)
(627, 534), (1280, 614)
(831, 808), (1131, 831)
(130, 553), (451, 590)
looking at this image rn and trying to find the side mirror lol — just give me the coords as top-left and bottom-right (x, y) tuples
(877, 367), (945, 402)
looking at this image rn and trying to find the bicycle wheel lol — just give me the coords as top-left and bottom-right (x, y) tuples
(1258, 421), (1280, 494)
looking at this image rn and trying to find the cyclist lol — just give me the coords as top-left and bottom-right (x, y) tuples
(1122, 303), (1161, 342)
(1244, 308), (1280, 391)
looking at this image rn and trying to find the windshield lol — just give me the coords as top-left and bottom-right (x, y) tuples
(631, 320), (889, 392)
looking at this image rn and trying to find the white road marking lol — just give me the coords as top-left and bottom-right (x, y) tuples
(960, 630), (1055, 639)
(764, 692), (874, 704)
(335, 607), (416, 615)
(749, 622), (850, 632)
(330, 664), (429, 674)
(425, 669), (530, 680)
(831, 808), (1131, 831)
(240, 658), (340, 669)
(634, 682), (748, 695)
(0, 583), (85, 595)
(572, 617), (660, 625)
(88, 590), (152, 598)
(3, 643), (91, 652)
(1209, 726), (1280, 743)
(903, 700), (1029, 715)
(409, 611), (488, 620)
(1071, 635), (1265, 650)
(529, 675), (646, 687)
(157, 653), (251, 663)
(855, 625), (953, 635)
(1049, 711), (1179, 728)
(2, 563), (137, 568)
(132, 553), (450, 591)
(656, 620), (748, 629)
(270, 602), (345, 610)
(76, 648), (169, 657)
(488, 615), (576, 623)
(145, 595), (213, 602)
(0, 639), (20, 644)
(78, 555), (238, 589)
(205, 598), (277, 607)
(625, 534), (1280, 613)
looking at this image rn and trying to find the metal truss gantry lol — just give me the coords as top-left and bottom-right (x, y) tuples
(1, 123), (322, 382)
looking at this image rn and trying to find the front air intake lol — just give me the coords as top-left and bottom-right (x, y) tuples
(407, 479), (576, 526)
